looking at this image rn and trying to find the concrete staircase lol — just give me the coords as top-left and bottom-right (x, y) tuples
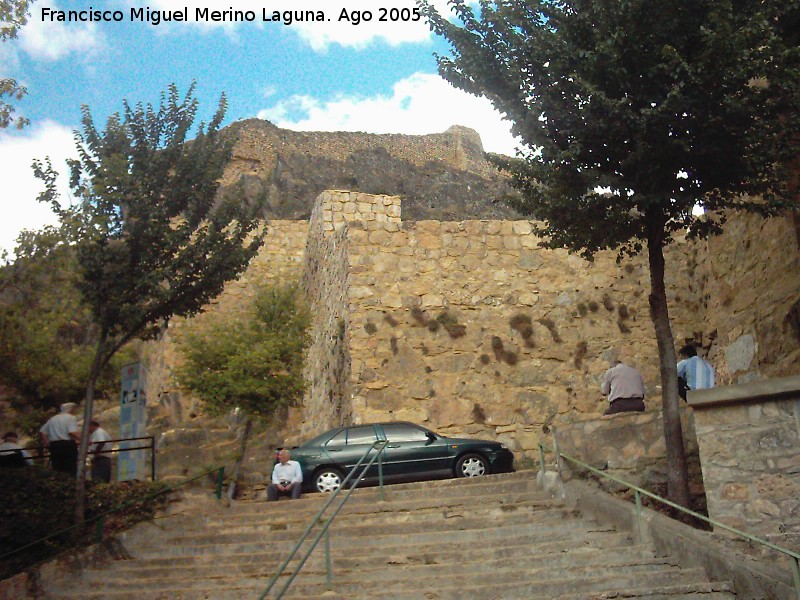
(45, 471), (735, 599)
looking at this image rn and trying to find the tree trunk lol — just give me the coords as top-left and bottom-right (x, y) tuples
(646, 230), (691, 508)
(227, 417), (253, 501)
(74, 333), (109, 526)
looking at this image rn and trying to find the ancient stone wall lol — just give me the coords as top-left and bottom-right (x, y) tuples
(690, 376), (800, 553)
(699, 212), (800, 385)
(142, 221), (308, 436)
(141, 191), (800, 470)
(335, 213), (702, 456)
(226, 120), (496, 183)
(552, 408), (704, 504)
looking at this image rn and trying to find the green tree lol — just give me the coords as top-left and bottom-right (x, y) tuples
(34, 83), (266, 522)
(0, 0), (31, 129)
(177, 282), (311, 499)
(0, 228), (134, 436)
(422, 0), (800, 505)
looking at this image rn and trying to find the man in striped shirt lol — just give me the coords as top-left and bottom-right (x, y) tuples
(677, 344), (715, 400)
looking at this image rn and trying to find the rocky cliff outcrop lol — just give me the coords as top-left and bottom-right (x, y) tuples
(220, 120), (519, 221)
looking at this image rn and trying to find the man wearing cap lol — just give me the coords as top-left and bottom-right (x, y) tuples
(39, 403), (80, 476)
(89, 419), (113, 483)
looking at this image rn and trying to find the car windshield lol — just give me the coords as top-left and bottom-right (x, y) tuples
(298, 429), (342, 448)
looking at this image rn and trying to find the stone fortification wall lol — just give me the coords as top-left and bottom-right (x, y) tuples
(141, 188), (799, 474)
(227, 120), (495, 183)
(690, 376), (800, 553)
(700, 212), (800, 385)
(335, 213), (702, 456)
(142, 221), (308, 432)
(553, 409), (704, 503)
(292, 191), (403, 437)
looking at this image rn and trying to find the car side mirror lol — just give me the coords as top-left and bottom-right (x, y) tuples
(425, 432), (436, 444)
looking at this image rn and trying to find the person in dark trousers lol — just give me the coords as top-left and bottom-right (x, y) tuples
(89, 419), (113, 483)
(267, 449), (303, 501)
(39, 403), (80, 475)
(601, 360), (646, 415)
(0, 431), (32, 467)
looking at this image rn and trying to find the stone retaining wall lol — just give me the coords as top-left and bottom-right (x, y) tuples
(690, 376), (800, 552)
(552, 408), (704, 502)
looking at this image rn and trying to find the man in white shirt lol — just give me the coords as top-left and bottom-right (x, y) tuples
(0, 431), (33, 467)
(267, 449), (303, 501)
(89, 419), (113, 483)
(39, 403), (80, 476)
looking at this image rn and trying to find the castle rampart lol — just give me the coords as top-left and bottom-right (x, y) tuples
(145, 190), (800, 461)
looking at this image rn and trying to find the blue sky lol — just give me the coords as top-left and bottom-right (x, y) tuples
(0, 0), (519, 256)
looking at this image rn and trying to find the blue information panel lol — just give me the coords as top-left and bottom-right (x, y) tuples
(118, 362), (148, 481)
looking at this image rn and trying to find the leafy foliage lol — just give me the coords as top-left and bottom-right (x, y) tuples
(0, 0), (31, 128)
(0, 229), (133, 436)
(0, 466), (168, 580)
(31, 83), (266, 521)
(423, 0), (799, 259)
(177, 282), (311, 420)
(421, 0), (799, 506)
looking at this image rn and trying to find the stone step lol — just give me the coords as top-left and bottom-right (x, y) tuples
(101, 530), (635, 574)
(284, 580), (738, 600)
(167, 503), (578, 545)
(82, 541), (655, 582)
(51, 567), (716, 599)
(205, 491), (563, 528)
(224, 470), (542, 512)
(551, 580), (737, 600)
(73, 556), (682, 592)
(132, 518), (618, 559)
(279, 566), (715, 599)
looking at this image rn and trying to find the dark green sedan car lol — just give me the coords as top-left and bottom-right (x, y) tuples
(288, 421), (515, 493)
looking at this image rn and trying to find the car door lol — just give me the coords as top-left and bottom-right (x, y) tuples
(323, 425), (380, 479)
(379, 423), (452, 479)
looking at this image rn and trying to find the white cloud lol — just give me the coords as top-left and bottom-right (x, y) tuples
(137, 0), (460, 50)
(19, 2), (103, 60)
(0, 121), (77, 256)
(257, 72), (520, 155)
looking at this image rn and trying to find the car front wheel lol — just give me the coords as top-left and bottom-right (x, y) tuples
(455, 453), (488, 478)
(314, 468), (344, 493)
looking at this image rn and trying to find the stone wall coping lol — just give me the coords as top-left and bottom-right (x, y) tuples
(688, 374), (800, 409)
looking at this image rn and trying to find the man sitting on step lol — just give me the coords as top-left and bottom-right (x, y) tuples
(268, 449), (303, 501)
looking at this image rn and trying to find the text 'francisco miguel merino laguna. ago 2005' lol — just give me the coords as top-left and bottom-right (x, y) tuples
(40, 6), (424, 26)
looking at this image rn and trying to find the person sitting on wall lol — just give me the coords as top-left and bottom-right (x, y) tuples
(601, 359), (646, 415)
(0, 431), (33, 467)
(267, 449), (303, 501)
(677, 343), (716, 401)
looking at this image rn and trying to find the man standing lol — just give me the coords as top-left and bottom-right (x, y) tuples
(677, 344), (716, 400)
(267, 449), (303, 501)
(39, 403), (80, 475)
(0, 431), (33, 467)
(601, 360), (646, 415)
(89, 419), (113, 483)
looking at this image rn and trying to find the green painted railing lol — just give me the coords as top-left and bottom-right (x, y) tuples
(258, 440), (389, 600)
(0, 464), (227, 564)
(538, 444), (800, 599)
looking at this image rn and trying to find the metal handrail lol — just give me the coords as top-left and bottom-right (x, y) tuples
(24, 436), (157, 481)
(258, 439), (389, 599)
(0, 462), (227, 563)
(538, 443), (800, 598)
